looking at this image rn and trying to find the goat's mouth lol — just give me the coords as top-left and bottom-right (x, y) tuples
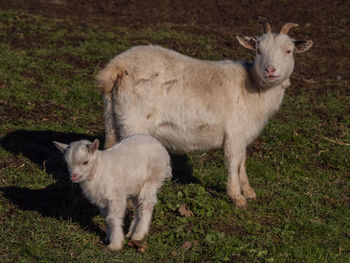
(70, 174), (81, 182)
(265, 75), (280, 82)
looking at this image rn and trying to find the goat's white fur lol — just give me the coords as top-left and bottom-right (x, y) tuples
(96, 22), (312, 208)
(53, 135), (172, 250)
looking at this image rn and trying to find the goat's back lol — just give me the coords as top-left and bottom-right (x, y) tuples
(105, 134), (171, 177)
(97, 46), (249, 152)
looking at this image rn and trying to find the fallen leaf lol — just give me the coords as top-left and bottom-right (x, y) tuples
(180, 241), (192, 251)
(178, 204), (194, 217)
(303, 78), (318, 84)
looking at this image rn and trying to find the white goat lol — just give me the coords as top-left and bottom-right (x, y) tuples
(96, 22), (312, 208)
(53, 135), (172, 250)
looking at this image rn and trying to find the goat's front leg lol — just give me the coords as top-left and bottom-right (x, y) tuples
(105, 199), (127, 251)
(129, 183), (158, 241)
(125, 197), (139, 239)
(99, 207), (111, 244)
(224, 141), (247, 208)
(238, 155), (256, 200)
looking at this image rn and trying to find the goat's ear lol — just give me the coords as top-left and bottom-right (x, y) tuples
(294, 40), (313, 53)
(53, 141), (69, 153)
(88, 139), (99, 154)
(236, 35), (256, 51)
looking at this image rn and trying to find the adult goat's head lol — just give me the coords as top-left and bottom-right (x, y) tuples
(237, 21), (313, 88)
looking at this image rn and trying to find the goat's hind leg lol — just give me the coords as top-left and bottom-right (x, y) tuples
(103, 90), (119, 149)
(130, 183), (158, 241)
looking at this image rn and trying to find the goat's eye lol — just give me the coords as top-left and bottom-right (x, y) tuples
(83, 160), (89, 165)
(286, 50), (292, 54)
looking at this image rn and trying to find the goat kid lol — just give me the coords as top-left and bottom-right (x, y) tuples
(53, 135), (172, 250)
(96, 22), (312, 208)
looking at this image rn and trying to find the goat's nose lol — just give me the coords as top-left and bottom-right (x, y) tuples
(265, 65), (276, 74)
(71, 173), (79, 181)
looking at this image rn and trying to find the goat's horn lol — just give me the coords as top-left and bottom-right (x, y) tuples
(260, 20), (272, 33)
(280, 23), (298, 35)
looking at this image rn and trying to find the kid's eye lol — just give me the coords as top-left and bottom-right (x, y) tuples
(83, 160), (89, 165)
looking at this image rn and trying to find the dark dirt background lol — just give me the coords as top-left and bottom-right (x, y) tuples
(1, 0), (349, 85)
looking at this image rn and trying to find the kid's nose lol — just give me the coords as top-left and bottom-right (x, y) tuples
(70, 173), (79, 181)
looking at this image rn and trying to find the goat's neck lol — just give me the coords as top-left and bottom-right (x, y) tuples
(80, 152), (102, 199)
(252, 81), (287, 117)
(87, 152), (101, 182)
(247, 74), (288, 115)
(241, 63), (290, 143)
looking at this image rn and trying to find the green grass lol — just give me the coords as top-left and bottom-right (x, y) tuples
(0, 9), (349, 263)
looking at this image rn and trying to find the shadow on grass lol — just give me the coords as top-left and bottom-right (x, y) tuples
(0, 129), (105, 240)
(0, 184), (106, 240)
(0, 129), (196, 240)
(0, 129), (98, 181)
(170, 154), (198, 185)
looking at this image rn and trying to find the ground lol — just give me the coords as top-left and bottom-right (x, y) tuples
(0, 0), (349, 262)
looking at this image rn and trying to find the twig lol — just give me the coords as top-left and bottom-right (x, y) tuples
(323, 136), (350, 146)
(273, 156), (280, 178)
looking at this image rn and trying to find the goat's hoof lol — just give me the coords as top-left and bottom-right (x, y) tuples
(108, 243), (123, 251)
(243, 187), (257, 200)
(232, 195), (248, 208)
(125, 232), (132, 239)
(131, 233), (145, 241)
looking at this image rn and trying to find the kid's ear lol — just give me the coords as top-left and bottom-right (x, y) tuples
(236, 35), (257, 51)
(88, 139), (99, 154)
(53, 141), (69, 153)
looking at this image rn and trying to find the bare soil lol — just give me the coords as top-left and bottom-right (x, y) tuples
(1, 0), (349, 83)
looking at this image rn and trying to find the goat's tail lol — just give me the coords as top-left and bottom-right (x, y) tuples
(96, 60), (125, 148)
(95, 60), (125, 94)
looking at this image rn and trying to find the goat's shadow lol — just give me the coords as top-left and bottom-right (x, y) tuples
(0, 130), (106, 239)
(0, 129), (196, 240)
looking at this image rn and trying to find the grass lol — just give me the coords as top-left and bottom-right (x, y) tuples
(0, 9), (349, 263)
